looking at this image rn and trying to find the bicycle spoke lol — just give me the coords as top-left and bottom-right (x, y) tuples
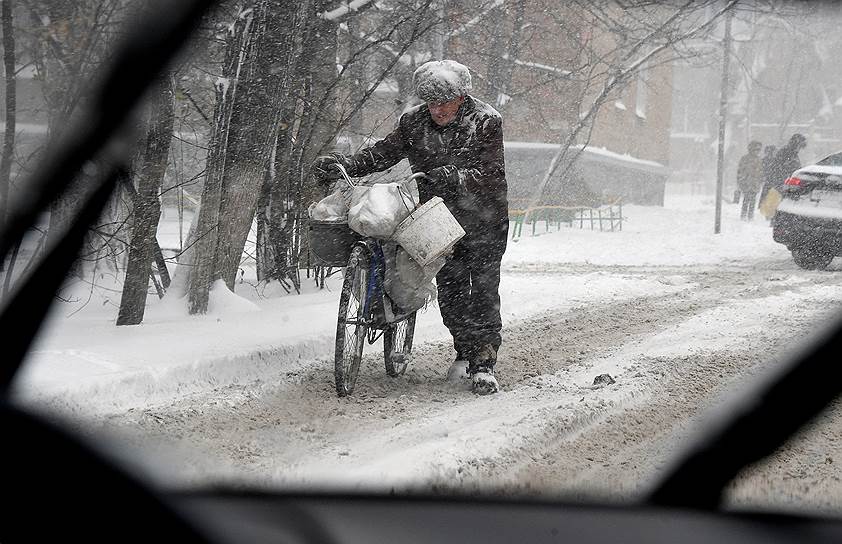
(343, 261), (367, 386)
(384, 313), (416, 378)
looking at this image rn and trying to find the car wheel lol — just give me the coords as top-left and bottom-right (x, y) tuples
(791, 246), (834, 270)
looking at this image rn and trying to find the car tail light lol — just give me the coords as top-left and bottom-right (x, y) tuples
(784, 177), (802, 186)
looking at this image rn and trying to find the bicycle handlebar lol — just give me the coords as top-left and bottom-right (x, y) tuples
(329, 162), (431, 186)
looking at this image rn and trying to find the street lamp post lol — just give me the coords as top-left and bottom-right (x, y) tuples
(715, 8), (733, 234)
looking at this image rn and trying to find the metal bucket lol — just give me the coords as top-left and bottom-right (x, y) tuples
(392, 197), (465, 266)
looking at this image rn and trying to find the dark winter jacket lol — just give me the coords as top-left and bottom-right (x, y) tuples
(769, 145), (801, 187)
(737, 152), (763, 193)
(761, 153), (777, 188)
(340, 96), (508, 247)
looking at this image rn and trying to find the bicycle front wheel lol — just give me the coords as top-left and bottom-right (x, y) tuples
(384, 312), (417, 377)
(335, 246), (370, 396)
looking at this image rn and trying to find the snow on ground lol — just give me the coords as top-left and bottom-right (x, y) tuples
(271, 283), (842, 490)
(7, 187), (809, 418)
(504, 192), (790, 268)
(12, 184), (842, 511)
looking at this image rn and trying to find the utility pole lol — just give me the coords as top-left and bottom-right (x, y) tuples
(715, 7), (733, 234)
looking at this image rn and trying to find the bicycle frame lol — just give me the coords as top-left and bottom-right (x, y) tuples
(332, 162), (420, 343)
(355, 239), (388, 344)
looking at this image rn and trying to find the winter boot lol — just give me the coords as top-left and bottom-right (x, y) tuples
(446, 352), (470, 383)
(471, 370), (499, 395)
(469, 344), (499, 395)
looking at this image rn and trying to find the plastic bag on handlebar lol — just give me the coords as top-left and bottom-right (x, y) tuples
(308, 186), (371, 222)
(308, 190), (349, 221)
(348, 182), (415, 239)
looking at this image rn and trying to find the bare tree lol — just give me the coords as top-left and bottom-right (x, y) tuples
(256, 0), (446, 288)
(0, 0), (17, 298)
(0, 0), (15, 228)
(450, 0), (735, 207)
(22, 0), (129, 280)
(187, 1), (302, 314)
(528, 1), (739, 207)
(116, 75), (175, 326)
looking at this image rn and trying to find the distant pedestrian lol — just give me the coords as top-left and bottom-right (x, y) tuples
(758, 144), (777, 206)
(770, 133), (807, 187)
(736, 140), (763, 221)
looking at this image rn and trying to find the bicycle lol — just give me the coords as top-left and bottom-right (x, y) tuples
(334, 237), (417, 396)
(309, 164), (420, 397)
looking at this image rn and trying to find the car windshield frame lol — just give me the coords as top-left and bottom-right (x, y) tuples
(2, 0), (842, 525)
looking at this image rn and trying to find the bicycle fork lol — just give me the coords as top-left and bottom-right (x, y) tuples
(363, 243), (386, 344)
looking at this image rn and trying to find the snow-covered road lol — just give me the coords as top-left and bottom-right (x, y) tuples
(13, 195), (842, 515)
(88, 257), (842, 514)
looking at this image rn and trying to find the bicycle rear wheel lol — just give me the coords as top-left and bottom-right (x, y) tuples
(384, 312), (417, 377)
(335, 246), (370, 396)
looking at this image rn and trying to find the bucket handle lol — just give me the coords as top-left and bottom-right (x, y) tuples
(400, 172), (432, 213)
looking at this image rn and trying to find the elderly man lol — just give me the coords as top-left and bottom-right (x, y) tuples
(312, 60), (508, 395)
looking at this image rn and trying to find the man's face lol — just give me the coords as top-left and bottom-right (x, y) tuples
(427, 96), (465, 126)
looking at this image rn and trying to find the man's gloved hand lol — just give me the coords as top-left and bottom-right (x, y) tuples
(311, 153), (347, 184)
(428, 165), (466, 197)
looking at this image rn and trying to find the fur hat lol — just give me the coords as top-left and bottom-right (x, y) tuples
(413, 60), (472, 103)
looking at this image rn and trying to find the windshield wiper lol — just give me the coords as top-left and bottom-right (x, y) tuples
(648, 321), (841, 509)
(1, 0), (841, 520)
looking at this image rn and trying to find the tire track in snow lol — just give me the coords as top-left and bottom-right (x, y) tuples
(447, 285), (842, 502)
(93, 265), (842, 492)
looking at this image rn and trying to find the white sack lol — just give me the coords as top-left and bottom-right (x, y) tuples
(308, 190), (349, 221)
(307, 186), (371, 222)
(383, 242), (445, 315)
(348, 182), (414, 239)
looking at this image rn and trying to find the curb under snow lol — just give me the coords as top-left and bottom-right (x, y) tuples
(14, 334), (338, 419)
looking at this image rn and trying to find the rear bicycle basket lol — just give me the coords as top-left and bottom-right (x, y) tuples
(308, 220), (363, 267)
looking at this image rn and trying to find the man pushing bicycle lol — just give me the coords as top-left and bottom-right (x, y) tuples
(312, 60), (508, 395)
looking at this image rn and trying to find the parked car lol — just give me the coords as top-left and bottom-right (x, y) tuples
(773, 152), (842, 269)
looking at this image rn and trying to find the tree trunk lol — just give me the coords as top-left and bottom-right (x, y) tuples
(267, 121), (295, 282)
(344, 16), (365, 136)
(116, 76), (175, 326)
(255, 151), (273, 282)
(188, 1), (301, 312)
(30, 1), (118, 279)
(496, 0), (526, 114)
(264, 3), (322, 287)
(290, 0), (339, 270)
(188, 5), (256, 314)
(0, 0), (15, 228)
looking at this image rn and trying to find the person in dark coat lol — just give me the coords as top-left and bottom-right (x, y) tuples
(736, 141), (763, 221)
(770, 133), (807, 188)
(312, 60), (507, 395)
(758, 144), (777, 207)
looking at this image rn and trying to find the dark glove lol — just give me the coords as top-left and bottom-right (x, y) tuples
(311, 153), (347, 184)
(428, 165), (466, 197)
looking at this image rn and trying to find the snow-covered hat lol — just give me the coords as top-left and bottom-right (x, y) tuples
(413, 60), (472, 103)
